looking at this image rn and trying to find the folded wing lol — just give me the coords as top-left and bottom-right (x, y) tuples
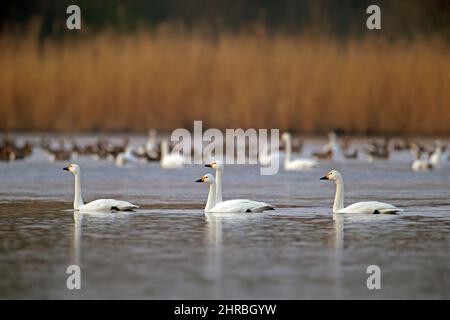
(208, 199), (274, 213)
(79, 199), (139, 212)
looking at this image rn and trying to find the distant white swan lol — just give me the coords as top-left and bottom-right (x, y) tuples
(258, 142), (279, 166)
(410, 143), (433, 171)
(160, 140), (184, 169)
(63, 164), (139, 212)
(320, 169), (402, 214)
(281, 132), (317, 170)
(325, 132), (343, 160)
(145, 129), (158, 155)
(430, 140), (447, 168)
(115, 146), (138, 167)
(411, 159), (432, 171)
(199, 161), (274, 213)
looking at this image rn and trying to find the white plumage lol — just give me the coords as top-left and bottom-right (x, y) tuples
(76, 199), (138, 212)
(160, 140), (184, 169)
(337, 201), (401, 214)
(320, 169), (402, 214)
(63, 164), (139, 212)
(208, 199), (274, 213)
(281, 132), (317, 170)
(197, 162), (274, 214)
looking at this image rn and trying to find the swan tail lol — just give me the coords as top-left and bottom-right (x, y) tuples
(250, 205), (275, 213)
(378, 208), (403, 215)
(116, 204), (139, 211)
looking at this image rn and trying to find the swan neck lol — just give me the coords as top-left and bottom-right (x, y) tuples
(215, 170), (223, 203)
(284, 137), (291, 164)
(333, 176), (344, 213)
(161, 141), (168, 159)
(73, 172), (84, 210)
(205, 182), (217, 212)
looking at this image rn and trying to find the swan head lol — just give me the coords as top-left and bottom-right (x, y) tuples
(63, 163), (80, 174)
(205, 160), (223, 171)
(320, 169), (341, 181)
(195, 173), (215, 185)
(281, 132), (291, 141)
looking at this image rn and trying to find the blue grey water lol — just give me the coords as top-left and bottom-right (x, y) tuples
(0, 136), (449, 299)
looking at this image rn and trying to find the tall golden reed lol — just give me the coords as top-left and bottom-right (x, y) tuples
(0, 26), (449, 134)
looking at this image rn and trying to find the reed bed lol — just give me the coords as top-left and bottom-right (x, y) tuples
(0, 27), (449, 134)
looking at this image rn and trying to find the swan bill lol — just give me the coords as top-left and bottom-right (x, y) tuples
(62, 166), (69, 171)
(195, 178), (204, 182)
(320, 175), (329, 180)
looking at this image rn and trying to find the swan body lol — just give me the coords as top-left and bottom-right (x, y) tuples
(281, 132), (317, 170)
(410, 142), (434, 171)
(258, 143), (279, 166)
(198, 162), (274, 213)
(320, 169), (402, 214)
(336, 201), (401, 214)
(208, 199), (274, 213)
(76, 198), (138, 211)
(63, 164), (138, 212)
(284, 158), (317, 170)
(411, 159), (432, 171)
(259, 151), (280, 166)
(115, 146), (138, 167)
(160, 140), (184, 168)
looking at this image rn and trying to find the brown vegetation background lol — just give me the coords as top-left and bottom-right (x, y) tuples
(1, 0), (450, 134)
(1, 28), (449, 134)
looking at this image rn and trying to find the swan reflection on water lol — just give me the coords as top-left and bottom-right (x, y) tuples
(204, 212), (223, 299)
(204, 212), (269, 299)
(69, 210), (135, 274)
(70, 212), (83, 268)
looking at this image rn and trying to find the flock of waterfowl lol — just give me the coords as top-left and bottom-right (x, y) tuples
(2, 130), (448, 171)
(1, 130), (448, 214)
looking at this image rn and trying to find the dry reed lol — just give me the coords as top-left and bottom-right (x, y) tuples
(0, 26), (449, 134)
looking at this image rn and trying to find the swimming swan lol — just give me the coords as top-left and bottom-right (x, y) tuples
(200, 161), (274, 213)
(411, 159), (433, 171)
(410, 143), (433, 171)
(258, 142), (279, 166)
(430, 140), (448, 168)
(320, 169), (402, 214)
(115, 146), (138, 167)
(160, 140), (184, 169)
(63, 164), (139, 212)
(281, 132), (317, 170)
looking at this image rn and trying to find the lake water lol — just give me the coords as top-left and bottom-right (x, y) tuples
(1, 136), (449, 299)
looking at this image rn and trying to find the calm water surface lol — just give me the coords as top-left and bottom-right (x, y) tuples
(1, 137), (449, 299)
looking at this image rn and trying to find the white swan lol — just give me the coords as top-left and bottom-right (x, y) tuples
(411, 159), (433, 171)
(281, 132), (317, 170)
(320, 169), (402, 214)
(115, 146), (138, 167)
(160, 140), (184, 169)
(325, 132), (343, 159)
(410, 143), (433, 171)
(258, 142), (279, 166)
(430, 140), (447, 168)
(63, 164), (139, 212)
(145, 129), (158, 154)
(200, 161), (274, 213)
